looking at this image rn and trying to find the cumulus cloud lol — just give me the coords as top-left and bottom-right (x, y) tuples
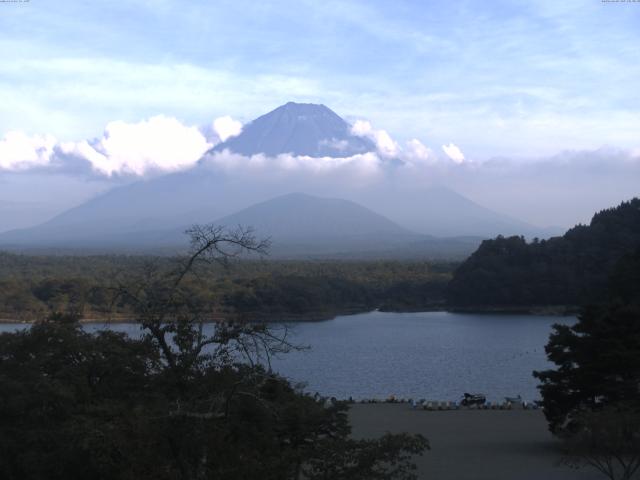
(0, 113), (468, 179)
(60, 115), (212, 176)
(404, 139), (434, 165)
(351, 120), (400, 158)
(213, 115), (242, 142)
(350, 119), (439, 166)
(0, 116), (231, 176)
(204, 150), (383, 181)
(442, 143), (465, 164)
(0, 131), (56, 171)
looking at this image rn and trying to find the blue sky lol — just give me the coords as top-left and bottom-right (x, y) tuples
(1, 0), (639, 158)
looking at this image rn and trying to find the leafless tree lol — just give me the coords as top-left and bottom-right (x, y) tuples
(109, 224), (297, 372)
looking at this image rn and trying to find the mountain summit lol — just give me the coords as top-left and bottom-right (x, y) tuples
(212, 102), (375, 157)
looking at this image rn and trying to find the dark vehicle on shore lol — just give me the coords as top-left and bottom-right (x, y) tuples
(461, 393), (486, 406)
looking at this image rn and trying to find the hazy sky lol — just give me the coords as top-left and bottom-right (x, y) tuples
(0, 0), (639, 232)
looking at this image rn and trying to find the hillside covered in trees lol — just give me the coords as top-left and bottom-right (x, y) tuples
(447, 198), (640, 308)
(0, 255), (452, 322)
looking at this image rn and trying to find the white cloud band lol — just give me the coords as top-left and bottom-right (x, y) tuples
(213, 115), (243, 142)
(1, 115), (238, 176)
(0, 131), (56, 171)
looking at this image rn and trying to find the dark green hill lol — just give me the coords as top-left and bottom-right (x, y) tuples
(447, 198), (640, 308)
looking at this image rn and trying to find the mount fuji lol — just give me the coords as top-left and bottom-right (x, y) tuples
(0, 102), (544, 257)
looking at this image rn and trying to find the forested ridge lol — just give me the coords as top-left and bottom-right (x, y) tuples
(0, 254), (452, 321)
(447, 198), (640, 308)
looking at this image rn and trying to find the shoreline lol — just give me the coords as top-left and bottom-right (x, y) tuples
(446, 305), (580, 316)
(0, 305), (578, 324)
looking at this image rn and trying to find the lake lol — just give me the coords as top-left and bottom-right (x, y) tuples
(0, 311), (574, 403)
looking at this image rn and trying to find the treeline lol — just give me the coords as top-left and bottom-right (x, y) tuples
(447, 198), (640, 308)
(0, 253), (453, 321)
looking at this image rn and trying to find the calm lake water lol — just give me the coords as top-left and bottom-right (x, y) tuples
(0, 311), (574, 403)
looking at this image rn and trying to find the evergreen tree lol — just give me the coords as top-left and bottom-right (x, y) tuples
(534, 248), (640, 434)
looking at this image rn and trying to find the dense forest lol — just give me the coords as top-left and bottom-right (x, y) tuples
(0, 253), (453, 322)
(447, 198), (640, 308)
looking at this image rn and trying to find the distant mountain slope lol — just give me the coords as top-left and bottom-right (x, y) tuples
(212, 102), (374, 157)
(0, 188), (482, 259)
(216, 192), (410, 240)
(0, 169), (230, 248)
(0, 102), (376, 249)
(208, 192), (415, 256)
(210, 193), (480, 259)
(375, 185), (544, 238)
(0, 102), (541, 252)
(447, 198), (640, 307)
